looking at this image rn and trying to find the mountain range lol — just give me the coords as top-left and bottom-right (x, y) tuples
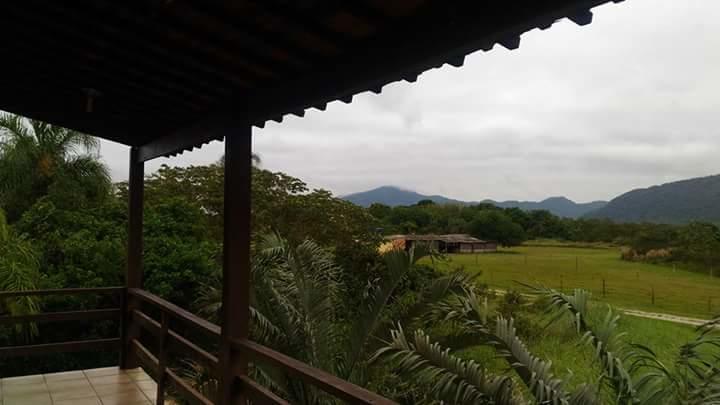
(585, 174), (720, 224)
(341, 186), (607, 218)
(342, 174), (720, 223)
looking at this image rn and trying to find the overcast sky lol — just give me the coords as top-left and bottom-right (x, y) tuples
(99, 0), (720, 203)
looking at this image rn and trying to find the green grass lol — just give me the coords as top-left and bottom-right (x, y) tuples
(433, 244), (720, 318)
(529, 316), (697, 385)
(424, 242), (716, 397)
(457, 310), (700, 394)
(458, 316), (696, 387)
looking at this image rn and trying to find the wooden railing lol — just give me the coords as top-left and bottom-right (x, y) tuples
(0, 287), (123, 358)
(128, 288), (397, 405)
(0, 287), (396, 404)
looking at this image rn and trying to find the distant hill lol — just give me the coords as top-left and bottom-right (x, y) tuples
(342, 186), (464, 207)
(341, 186), (605, 218)
(584, 175), (720, 224)
(487, 197), (607, 219)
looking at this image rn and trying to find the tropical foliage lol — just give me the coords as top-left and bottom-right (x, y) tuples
(194, 234), (474, 403)
(0, 113), (110, 221)
(4, 113), (720, 403)
(0, 208), (40, 341)
(375, 286), (720, 405)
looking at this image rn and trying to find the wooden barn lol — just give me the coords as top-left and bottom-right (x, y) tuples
(387, 234), (498, 253)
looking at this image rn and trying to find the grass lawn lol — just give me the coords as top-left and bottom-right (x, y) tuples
(433, 244), (720, 319)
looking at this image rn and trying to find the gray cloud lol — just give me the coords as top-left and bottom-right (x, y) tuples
(100, 0), (720, 202)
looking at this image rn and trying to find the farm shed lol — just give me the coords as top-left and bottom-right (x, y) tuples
(387, 234), (498, 253)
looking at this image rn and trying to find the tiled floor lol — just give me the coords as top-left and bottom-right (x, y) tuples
(0, 366), (158, 405)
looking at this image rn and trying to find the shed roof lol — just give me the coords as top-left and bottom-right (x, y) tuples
(386, 234), (492, 244)
(0, 0), (621, 160)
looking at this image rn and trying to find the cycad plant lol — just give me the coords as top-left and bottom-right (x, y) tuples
(542, 288), (720, 405)
(375, 289), (598, 405)
(195, 234), (473, 404)
(375, 286), (720, 405)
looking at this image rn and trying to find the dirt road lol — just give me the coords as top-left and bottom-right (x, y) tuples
(619, 308), (713, 327)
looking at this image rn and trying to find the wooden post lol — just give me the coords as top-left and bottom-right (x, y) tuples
(156, 312), (169, 405)
(120, 147), (144, 369)
(218, 128), (252, 405)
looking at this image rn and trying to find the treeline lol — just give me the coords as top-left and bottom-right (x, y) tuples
(369, 200), (720, 269)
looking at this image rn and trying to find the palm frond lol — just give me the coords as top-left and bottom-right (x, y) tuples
(432, 290), (585, 405)
(343, 245), (432, 379)
(493, 316), (577, 405)
(0, 235), (41, 340)
(372, 325), (520, 405)
(539, 288), (640, 403)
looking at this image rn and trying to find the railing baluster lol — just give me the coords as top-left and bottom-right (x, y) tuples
(157, 311), (169, 405)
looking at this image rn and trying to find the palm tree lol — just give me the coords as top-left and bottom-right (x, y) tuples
(0, 112), (110, 221)
(195, 235), (474, 404)
(0, 208), (40, 341)
(375, 287), (720, 405)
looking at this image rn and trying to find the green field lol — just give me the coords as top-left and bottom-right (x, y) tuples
(460, 314), (698, 389)
(435, 244), (720, 319)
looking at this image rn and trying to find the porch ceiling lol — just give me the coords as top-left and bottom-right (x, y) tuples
(0, 0), (621, 158)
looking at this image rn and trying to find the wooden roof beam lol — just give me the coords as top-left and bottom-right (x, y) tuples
(3, 4), (239, 101)
(131, 0), (617, 158)
(237, 1), (610, 124)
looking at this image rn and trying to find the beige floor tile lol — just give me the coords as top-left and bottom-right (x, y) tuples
(89, 374), (132, 386)
(44, 370), (87, 383)
(50, 385), (97, 401)
(55, 398), (102, 405)
(123, 367), (146, 376)
(99, 389), (152, 405)
(83, 367), (120, 378)
(127, 371), (153, 382)
(134, 380), (157, 392)
(92, 382), (140, 396)
(1, 375), (44, 386)
(2, 391), (52, 405)
(2, 382), (48, 396)
(47, 378), (92, 391)
(143, 387), (157, 399)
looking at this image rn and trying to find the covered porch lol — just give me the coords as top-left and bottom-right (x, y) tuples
(0, 1), (616, 404)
